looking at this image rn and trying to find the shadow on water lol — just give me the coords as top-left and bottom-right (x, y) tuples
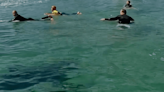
(0, 61), (84, 91)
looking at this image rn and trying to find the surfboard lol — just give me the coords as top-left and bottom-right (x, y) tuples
(12, 20), (20, 22)
(116, 24), (130, 29)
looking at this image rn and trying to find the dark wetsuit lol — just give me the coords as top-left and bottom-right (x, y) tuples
(12, 14), (34, 21)
(61, 13), (78, 15)
(125, 4), (132, 8)
(105, 15), (134, 24)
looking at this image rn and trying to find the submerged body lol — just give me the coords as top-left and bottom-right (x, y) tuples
(124, 1), (132, 8)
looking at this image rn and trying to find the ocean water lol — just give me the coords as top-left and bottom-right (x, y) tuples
(1, 0), (164, 92)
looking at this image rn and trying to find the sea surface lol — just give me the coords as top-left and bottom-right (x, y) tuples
(1, 0), (164, 92)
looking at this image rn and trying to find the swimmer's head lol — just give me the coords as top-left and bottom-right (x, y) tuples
(126, 0), (131, 4)
(51, 6), (56, 11)
(12, 10), (18, 16)
(120, 9), (126, 15)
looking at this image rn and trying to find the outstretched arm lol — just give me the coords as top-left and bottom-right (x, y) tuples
(100, 16), (118, 21)
(100, 18), (110, 21)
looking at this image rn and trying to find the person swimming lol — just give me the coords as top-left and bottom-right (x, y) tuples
(11, 10), (35, 21)
(42, 6), (82, 19)
(45, 6), (61, 16)
(125, 0), (132, 8)
(101, 9), (134, 24)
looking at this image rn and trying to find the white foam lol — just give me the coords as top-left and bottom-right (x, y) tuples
(0, 20), (8, 22)
(0, 0), (49, 7)
(161, 57), (164, 61)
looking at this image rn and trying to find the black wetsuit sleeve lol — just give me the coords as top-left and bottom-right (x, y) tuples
(104, 16), (119, 21)
(58, 12), (62, 15)
(42, 16), (49, 19)
(104, 18), (110, 20)
(109, 15), (119, 20)
(129, 16), (134, 21)
(57, 11), (62, 15)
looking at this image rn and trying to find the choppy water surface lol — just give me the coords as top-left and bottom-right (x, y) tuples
(1, 0), (164, 92)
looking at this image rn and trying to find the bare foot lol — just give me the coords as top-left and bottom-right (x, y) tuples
(50, 18), (54, 21)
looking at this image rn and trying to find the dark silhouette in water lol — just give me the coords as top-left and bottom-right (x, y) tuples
(125, 0), (132, 8)
(0, 61), (82, 91)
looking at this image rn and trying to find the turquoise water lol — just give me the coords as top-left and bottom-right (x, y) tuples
(1, 0), (164, 92)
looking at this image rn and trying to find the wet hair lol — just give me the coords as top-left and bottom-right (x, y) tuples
(128, 0), (131, 3)
(52, 6), (56, 9)
(13, 10), (17, 14)
(121, 9), (127, 14)
(12, 10), (18, 15)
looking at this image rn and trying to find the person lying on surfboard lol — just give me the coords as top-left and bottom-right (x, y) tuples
(101, 9), (134, 24)
(10, 10), (35, 22)
(42, 6), (82, 20)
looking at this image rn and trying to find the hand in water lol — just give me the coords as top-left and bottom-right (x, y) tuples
(77, 11), (82, 15)
(100, 18), (105, 20)
(44, 13), (48, 15)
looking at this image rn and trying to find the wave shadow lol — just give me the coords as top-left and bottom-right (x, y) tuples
(0, 61), (78, 91)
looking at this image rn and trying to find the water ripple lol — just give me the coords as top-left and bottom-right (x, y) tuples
(0, 61), (78, 91)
